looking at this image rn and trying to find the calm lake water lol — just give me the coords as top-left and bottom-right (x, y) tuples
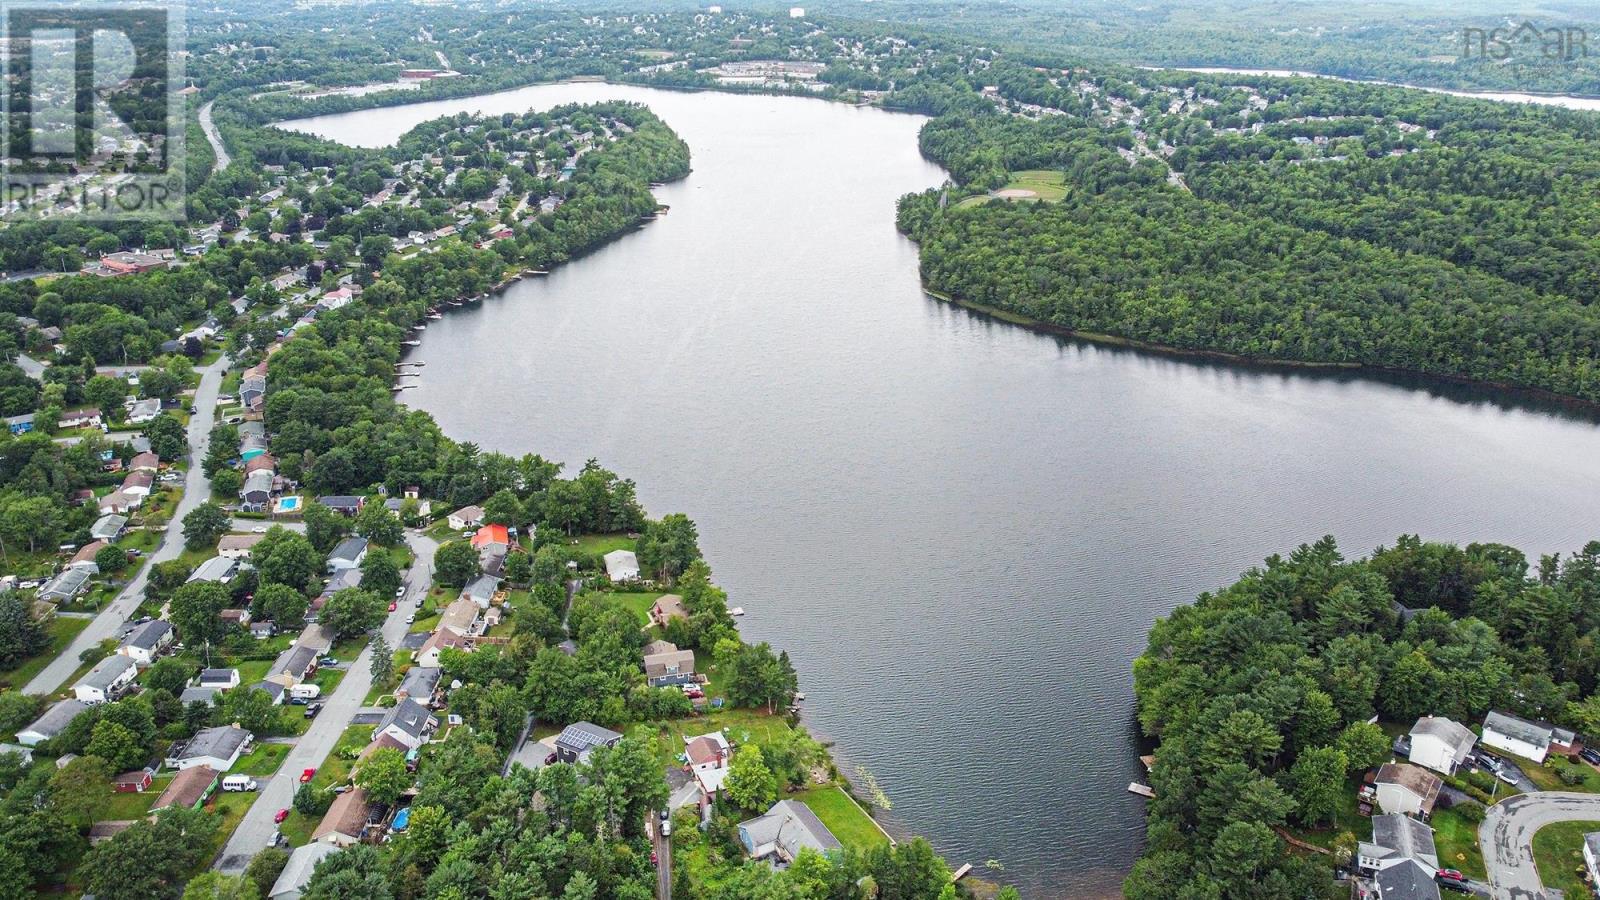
(281, 83), (1600, 896)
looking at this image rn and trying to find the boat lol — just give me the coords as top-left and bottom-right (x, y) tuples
(729, 606), (745, 616)
(402, 340), (421, 346)
(427, 313), (442, 320)
(793, 691), (804, 701)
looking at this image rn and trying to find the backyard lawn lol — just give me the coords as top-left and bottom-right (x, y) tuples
(1533, 818), (1600, 898)
(229, 742), (290, 777)
(1432, 805), (1488, 881)
(0, 616), (89, 690)
(791, 785), (891, 851)
(630, 708), (794, 768)
(277, 725), (372, 847)
(608, 591), (665, 628)
(572, 533), (635, 557)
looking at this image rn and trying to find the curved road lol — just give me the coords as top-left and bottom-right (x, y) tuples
(200, 100), (230, 172)
(1480, 791), (1600, 899)
(25, 354), (232, 696)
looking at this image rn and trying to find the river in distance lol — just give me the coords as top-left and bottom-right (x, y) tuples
(280, 82), (1600, 896)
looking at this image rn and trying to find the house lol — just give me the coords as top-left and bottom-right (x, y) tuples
(254, 680), (287, 705)
(650, 594), (687, 628)
(168, 725), (252, 771)
(241, 470), (275, 510)
(1584, 833), (1600, 897)
(89, 820), (137, 845)
(17, 699), (89, 746)
(269, 842), (340, 900)
(375, 698), (436, 750)
(470, 524), (509, 553)
(438, 597), (481, 637)
(461, 574), (499, 609)
(296, 623), (336, 654)
(6, 414), (34, 435)
(1407, 716), (1476, 776)
(686, 731), (732, 799)
(244, 454), (278, 476)
(129, 451), (159, 472)
(180, 686), (218, 706)
(315, 568), (361, 611)
(218, 533), (266, 559)
(118, 619), (174, 665)
(90, 513), (128, 542)
(58, 408), (103, 430)
(603, 549), (640, 582)
(396, 666), (441, 703)
(151, 765), (218, 812)
(1358, 814), (1441, 900)
(313, 786), (371, 846)
(38, 567), (91, 603)
(1482, 710), (1565, 764)
(415, 628), (468, 668)
(95, 251), (168, 276)
(738, 800), (842, 866)
(267, 644), (319, 687)
(250, 621), (277, 641)
(187, 555), (239, 584)
(447, 505), (484, 530)
(384, 496), (431, 518)
(74, 654), (138, 704)
(220, 608), (251, 629)
(0, 744), (33, 766)
(98, 489), (141, 514)
(113, 768), (153, 793)
(644, 647), (696, 683)
(68, 540), (108, 572)
(198, 668), (240, 690)
(125, 398), (161, 424)
(119, 471), (154, 498)
(318, 496), (365, 517)
(1374, 762), (1442, 818)
(554, 721), (623, 764)
(327, 537), (368, 573)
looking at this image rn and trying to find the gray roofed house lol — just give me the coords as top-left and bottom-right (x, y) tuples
(180, 686), (218, 705)
(327, 537), (368, 571)
(644, 648), (695, 681)
(198, 668), (239, 689)
(90, 514), (128, 542)
(1407, 715), (1476, 775)
(737, 800), (843, 866)
(168, 725), (252, 770)
(253, 680), (287, 705)
(376, 698), (436, 749)
(73, 654), (137, 704)
(268, 644), (319, 687)
(241, 469), (275, 507)
(187, 555), (239, 584)
(38, 567), (90, 602)
(1373, 860), (1441, 900)
(1483, 709), (1559, 762)
(317, 496), (364, 516)
(17, 699), (89, 746)
(117, 618), (174, 664)
(554, 721), (624, 763)
(270, 841), (340, 900)
(1365, 813), (1440, 869)
(461, 574), (499, 608)
(397, 666), (441, 701)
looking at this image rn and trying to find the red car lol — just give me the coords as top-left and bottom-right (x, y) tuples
(388, 601), (397, 612)
(300, 767), (316, 783)
(274, 808), (289, 824)
(650, 851), (658, 865)
(1436, 869), (1465, 882)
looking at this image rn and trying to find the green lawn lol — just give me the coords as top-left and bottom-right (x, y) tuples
(608, 591), (664, 628)
(277, 725), (372, 847)
(1515, 753), (1600, 794)
(101, 776), (171, 820)
(1433, 805), (1488, 881)
(792, 785), (890, 851)
(229, 742), (290, 776)
(629, 708), (794, 768)
(572, 533), (635, 556)
(0, 616), (90, 691)
(957, 169), (1068, 207)
(1533, 818), (1600, 897)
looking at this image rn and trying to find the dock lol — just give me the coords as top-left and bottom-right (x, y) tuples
(1127, 782), (1155, 798)
(951, 864), (972, 882)
(1140, 755), (1155, 772)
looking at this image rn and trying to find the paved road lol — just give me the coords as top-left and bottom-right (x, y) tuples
(199, 101), (230, 171)
(1480, 791), (1600, 899)
(654, 812), (672, 900)
(24, 354), (232, 696)
(216, 529), (438, 871)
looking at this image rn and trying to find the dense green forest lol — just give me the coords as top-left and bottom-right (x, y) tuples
(1129, 535), (1600, 898)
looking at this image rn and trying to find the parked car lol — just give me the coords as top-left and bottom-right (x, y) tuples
(388, 602), (397, 612)
(289, 696), (308, 706)
(661, 819), (671, 837)
(405, 613), (415, 624)
(1436, 869), (1465, 882)
(251, 525), (268, 533)
(415, 597), (424, 608)
(544, 752), (558, 766)
(650, 850), (658, 865)
(1497, 769), (1519, 785)
(395, 586), (406, 597)
(319, 656), (338, 666)
(274, 808), (289, 824)
(1581, 748), (1600, 766)
(304, 702), (323, 719)
(299, 768), (316, 783)
(269, 830), (283, 847)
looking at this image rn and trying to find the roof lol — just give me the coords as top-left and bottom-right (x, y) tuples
(651, 594), (687, 620)
(313, 786), (371, 841)
(470, 524), (509, 548)
(318, 495), (363, 510)
(90, 514), (128, 540)
(178, 725), (251, 762)
(1410, 716), (1476, 760)
(297, 623), (336, 652)
(218, 533), (266, 553)
(243, 469), (274, 494)
(1373, 859), (1442, 900)
(1376, 762), (1442, 812)
(121, 618), (173, 650)
(438, 597), (480, 634)
(739, 800), (842, 861)
(1370, 813), (1439, 869)
(378, 698), (435, 739)
(187, 556), (238, 583)
(199, 668), (238, 685)
(1485, 710), (1554, 749)
(272, 644), (319, 679)
(644, 648), (696, 679)
(39, 567), (91, 599)
(643, 639), (678, 656)
(153, 765), (218, 810)
(270, 842), (340, 898)
(329, 536), (368, 564)
(22, 699), (88, 739)
(419, 628), (467, 657)
(180, 686), (218, 705)
(450, 505), (484, 522)
(254, 680), (286, 702)
(686, 733), (729, 766)
(76, 654), (136, 691)
(70, 540), (108, 567)
(462, 574), (499, 602)
(555, 721), (624, 755)
(602, 549), (638, 578)
(1587, 832), (1600, 864)
(129, 451), (159, 469)
(398, 665), (441, 697)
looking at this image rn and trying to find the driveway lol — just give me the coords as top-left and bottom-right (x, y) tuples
(653, 812), (672, 900)
(215, 529), (438, 871)
(25, 354), (232, 696)
(1480, 791), (1600, 899)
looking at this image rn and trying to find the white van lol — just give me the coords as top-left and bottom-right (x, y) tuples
(221, 775), (258, 792)
(289, 684), (322, 700)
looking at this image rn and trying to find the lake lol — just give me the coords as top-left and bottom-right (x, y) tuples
(280, 82), (1600, 896)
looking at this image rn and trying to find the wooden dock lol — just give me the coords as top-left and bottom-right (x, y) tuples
(951, 863), (972, 882)
(1127, 782), (1155, 798)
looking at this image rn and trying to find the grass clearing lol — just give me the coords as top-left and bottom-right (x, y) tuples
(571, 533), (635, 557)
(629, 708), (794, 768)
(1433, 805), (1487, 881)
(229, 742), (290, 776)
(1533, 818), (1600, 898)
(792, 785), (890, 851)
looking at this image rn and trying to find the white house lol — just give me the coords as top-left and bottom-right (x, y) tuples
(447, 505), (484, 530)
(167, 725), (253, 771)
(374, 699), (435, 750)
(1585, 833), (1600, 896)
(74, 654), (138, 704)
(117, 619), (174, 665)
(17, 699), (89, 746)
(187, 555), (239, 584)
(603, 549), (640, 582)
(1373, 762), (1441, 819)
(326, 537), (368, 573)
(1407, 715), (1476, 776)
(1482, 710), (1555, 764)
(269, 842), (339, 900)
(1357, 814), (1440, 900)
